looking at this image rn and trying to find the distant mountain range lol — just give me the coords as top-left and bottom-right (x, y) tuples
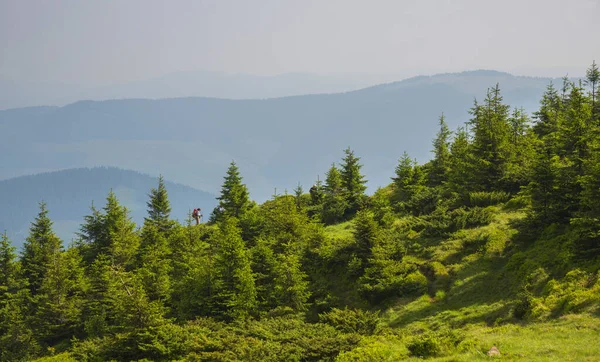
(0, 167), (216, 250)
(0, 70), (560, 204)
(0, 71), (404, 110)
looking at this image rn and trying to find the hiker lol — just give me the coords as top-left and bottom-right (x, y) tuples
(192, 208), (201, 225)
(309, 184), (318, 197)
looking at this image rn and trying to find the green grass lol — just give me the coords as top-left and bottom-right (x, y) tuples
(355, 207), (600, 361)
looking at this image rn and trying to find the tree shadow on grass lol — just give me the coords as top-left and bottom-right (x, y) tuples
(388, 253), (516, 329)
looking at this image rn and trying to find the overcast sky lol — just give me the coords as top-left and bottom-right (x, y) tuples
(1, 0), (599, 85)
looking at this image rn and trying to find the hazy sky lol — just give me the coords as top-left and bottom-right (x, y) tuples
(1, 0), (599, 85)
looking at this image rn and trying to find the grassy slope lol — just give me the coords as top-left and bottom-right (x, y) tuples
(329, 206), (600, 361)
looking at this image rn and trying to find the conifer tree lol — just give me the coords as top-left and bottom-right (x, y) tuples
(104, 191), (140, 268)
(0, 232), (19, 302)
(352, 210), (379, 273)
(211, 161), (251, 223)
(585, 60), (599, 114)
(503, 108), (536, 192)
(558, 83), (592, 175)
(322, 163), (348, 224)
(138, 223), (172, 304)
(447, 127), (472, 193)
(33, 246), (86, 344)
(533, 82), (563, 140)
(0, 232), (32, 359)
(272, 252), (310, 311)
(145, 175), (174, 233)
(392, 152), (416, 205)
(21, 202), (62, 296)
(340, 147), (367, 216)
(468, 85), (511, 191)
(429, 114), (451, 187)
(212, 218), (256, 320)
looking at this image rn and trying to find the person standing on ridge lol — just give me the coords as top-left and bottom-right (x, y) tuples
(192, 208), (200, 225)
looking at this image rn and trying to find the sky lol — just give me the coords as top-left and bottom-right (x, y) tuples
(1, 0), (599, 85)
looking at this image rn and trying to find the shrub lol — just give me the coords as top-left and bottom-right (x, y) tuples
(449, 207), (494, 231)
(400, 271), (428, 295)
(466, 191), (511, 207)
(319, 307), (381, 335)
(407, 334), (442, 357)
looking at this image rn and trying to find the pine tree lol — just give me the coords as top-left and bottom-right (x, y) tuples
(429, 114), (451, 187)
(340, 147), (368, 216)
(585, 60), (599, 115)
(392, 152), (416, 205)
(211, 161), (251, 223)
(322, 163), (348, 224)
(0, 232), (19, 303)
(503, 108), (536, 192)
(145, 175), (174, 233)
(352, 210), (379, 273)
(212, 218), (256, 320)
(33, 246), (86, 344)
(558, 83), (593, 176)
(533, 83), (563, 142)
(138, 223), (172, 304)
(468, 85), (511, 191)
(21, 202), (62, 296)
(447, 127), (472, 193)
(104, 191), (140, 268)
(272, 252), (310, 312)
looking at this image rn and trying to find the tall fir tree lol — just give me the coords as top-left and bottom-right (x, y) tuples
(352, 210), (380, 274)
(447, 127), (473, 193)
(468, 85), (511, 191)
(0, 232), (19, 303)
(211, 161), (251, 223)
(145, 175), (174, 233)
(533, 82), (563, 143)
(340, 148), (368, 217)
(503, 108), (536, 192)
(429, 114), (452, 187)
(322, 163), (348, 224)
(21, 202), (62, 296)
(392, 152), (416, 205)
(212, 218), (256, 320)
(585, 60), (599, 117)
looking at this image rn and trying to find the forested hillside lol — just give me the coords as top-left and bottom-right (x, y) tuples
(1, 63), (600, 361)
(0, 70), (555, 201)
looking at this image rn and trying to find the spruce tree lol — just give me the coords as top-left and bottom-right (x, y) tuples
(468, 85), (511, 191)
(533, 82), (563, 140)
(21, 202), (62, 296)
(145, 175), (174, 233)
(429, 114), (451, 187)
(272, 252), (310, 312)
(104, 191), (140, 268)
(558, 83), (592, 175)
(340, 147), (368, 216)
(33, 246), (86, 344)
(211, 161), (251, 222)
(0, 232), (19, 302)
(503, 108), (536, 192)
(138, 223), (172, 305)
(392, 152), (415, 204)
(447, 126), (472, 193)
(322, 163), (348, 224)
(352, 210), (379, 273)
(212, 218), (256, 320)
(585, 60), (599, 114)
